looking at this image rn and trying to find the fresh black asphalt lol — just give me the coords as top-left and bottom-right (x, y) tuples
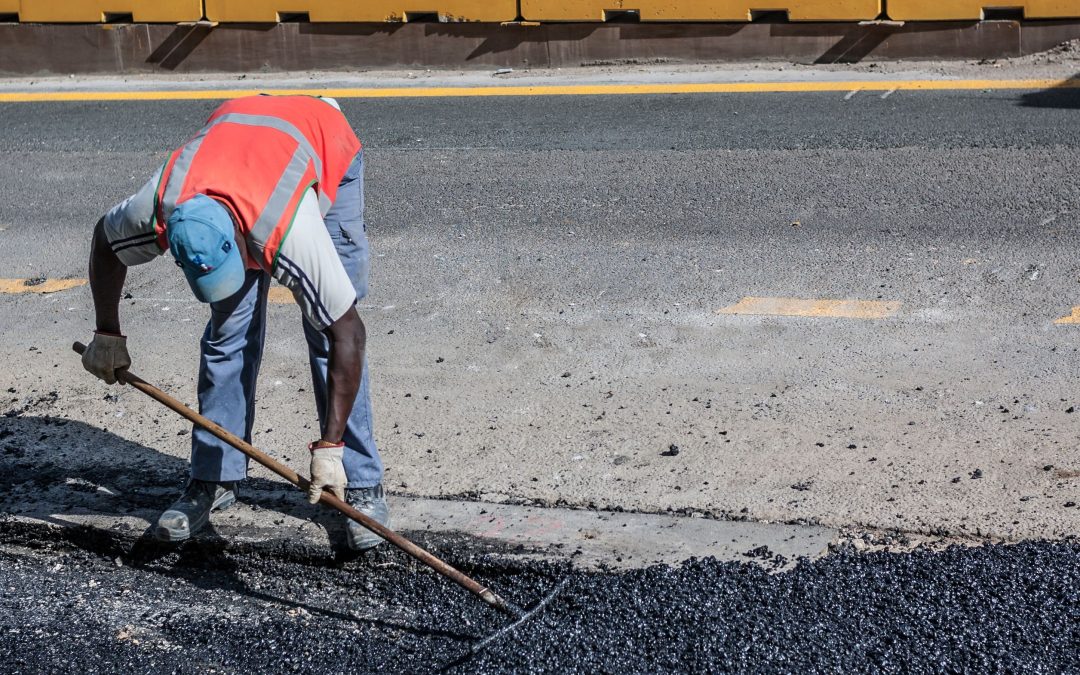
(0, 523), (1077, 673)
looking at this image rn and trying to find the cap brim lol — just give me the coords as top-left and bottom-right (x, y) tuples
(184, 253), (246, 304)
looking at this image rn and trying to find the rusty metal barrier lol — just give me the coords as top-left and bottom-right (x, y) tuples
(19, 0), (203, 22)
(5, 1), (1080, 25)
(519, 0), (882, 21)
(203, 0), (517, 22)
(888, 0), (1080, 20)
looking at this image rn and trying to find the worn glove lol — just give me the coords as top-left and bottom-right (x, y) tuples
(81, 332), (131, 385)
(308, 442), (347, 504)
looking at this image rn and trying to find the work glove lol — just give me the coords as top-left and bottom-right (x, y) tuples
(308, 442), (347, 504)
(81, 332), (131, 385)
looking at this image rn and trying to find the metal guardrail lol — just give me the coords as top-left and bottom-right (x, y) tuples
(889, 0), (1079, 20)
(204, 0), (516, 22)
(17, 0), (202, 22)
(2, 1), (1079, 22)
(519, 0), (882, 22)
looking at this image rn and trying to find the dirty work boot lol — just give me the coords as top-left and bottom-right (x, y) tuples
(154, 479), (237, 542)
(345, 485), (391, 551)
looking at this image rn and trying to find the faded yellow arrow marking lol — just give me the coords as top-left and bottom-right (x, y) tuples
(717, 296), (901, 320)
(267, 287), (296, 304)
(0, 278), (87, 294)
(1054, 308), (1080, 325)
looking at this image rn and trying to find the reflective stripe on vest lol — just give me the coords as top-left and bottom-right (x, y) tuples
(160, 112), (327, 221)
(155, 114), (326, 270)
(248, 144), (313, 261)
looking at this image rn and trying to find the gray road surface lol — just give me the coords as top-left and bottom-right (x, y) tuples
(1, 81), (1078, 545)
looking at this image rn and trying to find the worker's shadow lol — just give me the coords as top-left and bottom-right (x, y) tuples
(0, 413), (473, 643)
(1017, 76), (1080, 110)
(0, 414), (344, 545)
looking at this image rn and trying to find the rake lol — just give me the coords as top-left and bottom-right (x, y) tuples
(73, 342), (565, 653)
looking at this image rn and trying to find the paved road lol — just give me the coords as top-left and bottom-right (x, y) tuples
(1, 525), (1077, 673)
(1, 73), (1079, 674)
(1, 83), (1079, 544)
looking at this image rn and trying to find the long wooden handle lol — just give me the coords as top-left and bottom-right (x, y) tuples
(73, 341), (515, 616)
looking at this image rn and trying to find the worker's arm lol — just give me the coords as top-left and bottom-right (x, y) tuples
(302, 307), (365, 504)
(81, 217), (133, 384)
(322, 306), (366, 443)
(82, 171), (164, 384)
(305, 305), (365, 504)
(89, 216), (127, 334)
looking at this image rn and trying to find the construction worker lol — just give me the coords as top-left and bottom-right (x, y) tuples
(80, 95), (388, 550)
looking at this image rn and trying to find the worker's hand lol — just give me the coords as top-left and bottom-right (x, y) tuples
(308, 441), (347, 504)
(81, 332), (131, 385)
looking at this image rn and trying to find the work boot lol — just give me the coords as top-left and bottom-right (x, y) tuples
(345, 484), (391, 551)
(154, 479), (237, 542)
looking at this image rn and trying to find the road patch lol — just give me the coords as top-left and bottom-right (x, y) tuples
(11, 493), (836, 571)
(717, 296), (901, 319)
(2, 523), (1076, 673)
(267, 287), (296, 304)
(0, 277), (86, 294)
(0, 279), (302, 305)
(1054, 307), (1080, 324)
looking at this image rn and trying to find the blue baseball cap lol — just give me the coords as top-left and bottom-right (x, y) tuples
(166, 195), (245, 304)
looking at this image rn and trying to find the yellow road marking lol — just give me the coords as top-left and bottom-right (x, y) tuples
(1054, 307), (1080, 324)
(0, 79), (1076, 103)
(717, 296), (901, 319)
(0, 278), (87, 294)
(0, 277), (300, 303)
(267, 287), (296, 304)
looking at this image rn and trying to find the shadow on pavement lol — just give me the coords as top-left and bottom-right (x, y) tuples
(0, 414), (475, 640)
(0, 516), (475, 643)
(0, 414), (344, 548)
(1018, 76), (1080, 109)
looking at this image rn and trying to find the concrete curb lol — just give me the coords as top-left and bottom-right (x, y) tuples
(0, 21), (1079, 75)
(5, 490), (838, 570)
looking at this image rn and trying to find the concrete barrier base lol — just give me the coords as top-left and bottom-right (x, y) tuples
(0, 20), (1078, 74)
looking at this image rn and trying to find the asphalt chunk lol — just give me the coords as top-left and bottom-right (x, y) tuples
(661, 444), (680, 457)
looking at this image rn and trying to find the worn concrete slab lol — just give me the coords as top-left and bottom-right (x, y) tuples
(8, 489), (837, 570)
(398, 498), (837, 568)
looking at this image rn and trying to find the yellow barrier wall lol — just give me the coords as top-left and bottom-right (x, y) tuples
(204, 0), (517, 22)
(520, 0), (881, 21)
(0, 0), (17, 17)
(889, 0), (1080, 19)
(20, 0), (203, 22)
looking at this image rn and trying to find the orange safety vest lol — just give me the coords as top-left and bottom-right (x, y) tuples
(153, 95), (362, 271)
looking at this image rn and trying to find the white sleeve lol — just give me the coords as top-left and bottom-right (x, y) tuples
(102, 167), (165, 267)
(272, 189), (357, 331)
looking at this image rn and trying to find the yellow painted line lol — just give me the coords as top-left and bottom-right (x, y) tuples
(0, 278), (86, 294)
(0, 79), (1077, 103)
(717, 296), (901, 319)
(1054, 307), (1080, 325)
(0, 278), (301, 303)
(267, 287), (296, 304)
